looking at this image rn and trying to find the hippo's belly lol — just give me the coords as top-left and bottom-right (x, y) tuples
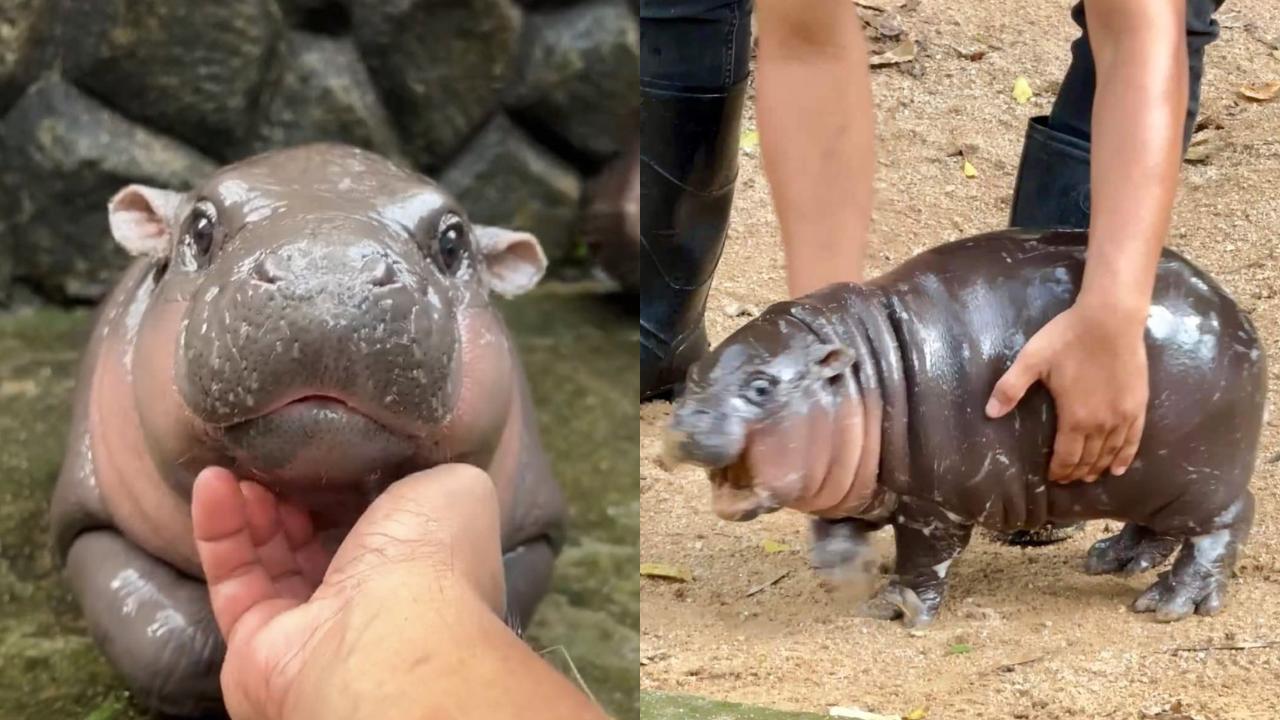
(876, 231), (1265, 535)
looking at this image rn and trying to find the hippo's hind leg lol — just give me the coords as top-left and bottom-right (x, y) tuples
(859, 501), (972, 628)
(1084, 522), (1179, 577)
(502, 537), (558, 634)
(64, 529), (226, 718)
(1132, 492), (1254, 622)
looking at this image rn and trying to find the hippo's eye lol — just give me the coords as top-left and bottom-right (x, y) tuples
(184, 202), (219, 265)
(744, 374), (778, 406)
(436, 216), (467, 275)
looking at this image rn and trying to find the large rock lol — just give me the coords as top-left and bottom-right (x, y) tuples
(0, 79), (217, 303)
(56, 0), (283, 159)
(441, 116), (583, 263)
(351, 0), (523, 171)
(0, 0), (56, 115)
(245, 31), (404, 160)
(506, 0), (638, 163)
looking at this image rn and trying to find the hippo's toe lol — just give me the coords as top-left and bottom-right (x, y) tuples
(1084, 523), (1179, 577)
(1132, 568), (1229, 623)
(858, 584), (933, 628)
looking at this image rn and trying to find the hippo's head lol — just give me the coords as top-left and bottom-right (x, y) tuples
(665, 302), (859, 521)
(107, 144), (544, 516)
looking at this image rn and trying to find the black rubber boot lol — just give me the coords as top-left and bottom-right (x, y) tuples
(1008, 115), (1092, 230)
(1000, 114), (1091, 547)
(640, 80), (746, 402)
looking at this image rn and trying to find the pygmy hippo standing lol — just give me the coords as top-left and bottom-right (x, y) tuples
(667, 229), (1265, 628)
(49, 144), (567, 716)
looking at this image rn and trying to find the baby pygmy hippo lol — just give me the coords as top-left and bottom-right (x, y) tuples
(667, 229), (1265, 627)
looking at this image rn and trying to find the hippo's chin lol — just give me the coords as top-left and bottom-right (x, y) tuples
(218, 398), (422, 498)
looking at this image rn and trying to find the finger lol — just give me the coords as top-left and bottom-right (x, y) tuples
(240, 480), (281, 546)
(1048, 430), (1085, 482)
(1068, 430), (1105, 482)
(239, 482), (317, 602)
(1111, 416), (1145, 475)
(277, 501), (331, 586)
(192, 468), (281, 639)
(1087, 423), (1129, 479)
(986, 348), (1044, 418)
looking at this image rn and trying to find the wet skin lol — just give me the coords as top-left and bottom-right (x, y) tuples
(668, 229), (1265, 628)
(47, 144), (566, 717)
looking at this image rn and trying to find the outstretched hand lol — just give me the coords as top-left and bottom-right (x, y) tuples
(985, 301), (1149, 483)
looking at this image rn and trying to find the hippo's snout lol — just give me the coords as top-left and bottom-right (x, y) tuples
(665, 402), (745, 469)
(251, 246), (399, 289)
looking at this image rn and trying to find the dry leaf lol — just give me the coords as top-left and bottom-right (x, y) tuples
(829, 708), (901, 720)
(1184, 138), (1221, 164)
(962, 160), (977, 178)
(905, 709), (928, 720)
(1274, 49), (1280, 61)
(1012, 76), (1034, 104)
(0, 379), (38, 398)
(869, 39), (916, 67)
(761, 539), (792, 553)
(1193, 113), (1224, 133)
(851, 0), (889, 10)
(898, 0), (920, 11)
(640, 563), (692, 583)
(740, 129), (759, 149)
(1217, 12), (1249, 28)
(1240, 81), (1280, 101)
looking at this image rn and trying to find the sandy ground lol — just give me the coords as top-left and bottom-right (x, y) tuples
(640, 1), (1280, 718)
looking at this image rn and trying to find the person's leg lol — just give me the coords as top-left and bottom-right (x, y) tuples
(640, 0), (752, 402)
(1008, 0), (1225, 230)
(1000, 0), (1224, 546)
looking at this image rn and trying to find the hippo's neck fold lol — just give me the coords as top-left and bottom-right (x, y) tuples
(795, 284), (910, 517)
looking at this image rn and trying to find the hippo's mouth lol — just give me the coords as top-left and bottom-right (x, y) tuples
(215, 392), (424, 502)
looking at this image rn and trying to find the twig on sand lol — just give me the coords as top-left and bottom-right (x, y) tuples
(745, 569), (791, 597)
(1165, 640), (1280, 653)
(991, 653), (1051, 674)
(541, 645), (599, 706)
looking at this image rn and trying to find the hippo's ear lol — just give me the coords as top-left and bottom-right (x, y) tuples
(810, 344), (856, 380)
(108, 185), (185, 259)
(473, 225), (548, 298)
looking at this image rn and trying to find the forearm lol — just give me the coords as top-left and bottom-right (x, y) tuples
(302, 581), (606, 720)
(755, 0), (875, 296)
(1078, 0), (1187, 321)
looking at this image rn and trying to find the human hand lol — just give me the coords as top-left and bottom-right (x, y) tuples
(985, 300), (1149, 482)
(192, 464), (506, 720)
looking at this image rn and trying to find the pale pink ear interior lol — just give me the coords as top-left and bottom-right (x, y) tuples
(473, 225), (548, 298)
(813, 344), (856, 379)
(108, 185), (185, 258)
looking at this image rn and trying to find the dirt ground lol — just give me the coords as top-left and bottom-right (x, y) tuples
(639, 1), (1280, 718)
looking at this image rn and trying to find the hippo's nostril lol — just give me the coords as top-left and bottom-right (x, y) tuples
(253, 253), (290, 285)
(362, 254), (397, 287)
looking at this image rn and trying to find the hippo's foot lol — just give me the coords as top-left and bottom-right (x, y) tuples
(1084, 523), (1179, 576)
(64, 530), (225, 717)
(855, 500), (974, 627)
(1132, 493), (1254, 622)
(501, 537), (558, 636)
(858, 583), (934, 628)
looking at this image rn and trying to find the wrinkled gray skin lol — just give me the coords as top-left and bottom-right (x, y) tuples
(669, 229), (1265, 628)
(47, 144), (566, 717)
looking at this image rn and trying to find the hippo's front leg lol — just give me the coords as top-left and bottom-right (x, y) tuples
(65, 530), (225, 718)
(860, 501), (972, 628)
(501, 537), (558, 632)
(809, 517), (887, 581)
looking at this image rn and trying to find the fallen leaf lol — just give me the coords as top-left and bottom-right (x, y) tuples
(898, 0), (920, 11)
(745, 569), (790, 597)
(948, 643), (973, 655)
(1184, 137), (1221, 164)
(1217, 11), (1249, 28)
(740, 129), (760, 149)
(641, 563), (693, 583)
(1193, 113), (1224, 133)
(851, 0), (889, 10)
(761, 539), (792, 553)
(829, 708), (901, 720)
(873, 12), (904, 38)
(905, 708), (928, 720)
(1274, 50), (1280, 61)
(1012, 76), (1034, 104)
(1240, 81), (1280, 101)
(962, 160), (977, 178)
(869, 39), (916, 67)
(0, 379), (38, 398)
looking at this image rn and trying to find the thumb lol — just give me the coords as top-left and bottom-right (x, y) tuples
(986, 347), (1044, 418)
(324, 463), (507, 615)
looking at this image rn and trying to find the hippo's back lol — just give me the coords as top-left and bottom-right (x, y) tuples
(867, 229), (1265, 533)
